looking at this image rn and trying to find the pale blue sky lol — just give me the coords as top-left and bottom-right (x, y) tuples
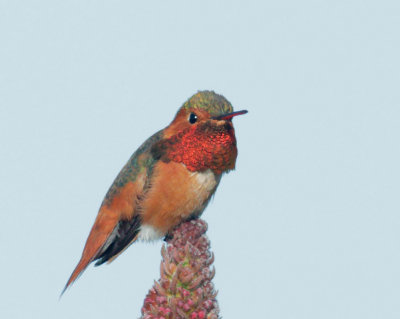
(1, 1), (400, 318)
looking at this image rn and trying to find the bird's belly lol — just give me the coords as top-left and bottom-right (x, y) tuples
(139, 161), (219, 238)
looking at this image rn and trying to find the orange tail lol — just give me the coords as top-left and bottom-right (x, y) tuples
(61, 256), (92, 296)
(61, 206), (120, 296)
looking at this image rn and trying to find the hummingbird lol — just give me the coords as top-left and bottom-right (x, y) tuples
(62, 91), (247, 294)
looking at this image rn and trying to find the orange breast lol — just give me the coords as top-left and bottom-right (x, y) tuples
(140, 161), (219, 233)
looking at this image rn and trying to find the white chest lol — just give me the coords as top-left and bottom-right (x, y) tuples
(191, 169), (218, 194)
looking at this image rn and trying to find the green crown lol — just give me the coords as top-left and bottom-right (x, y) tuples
(182, 90), (233, 117)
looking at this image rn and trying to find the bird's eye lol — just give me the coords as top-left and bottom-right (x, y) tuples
(188, 113), (198, 124)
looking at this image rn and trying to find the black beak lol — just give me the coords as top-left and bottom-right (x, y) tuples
(212, 110), (248, 121)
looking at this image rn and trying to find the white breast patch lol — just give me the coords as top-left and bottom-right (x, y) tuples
(191, 169), (218, 193)
(138, 224), (164, 242)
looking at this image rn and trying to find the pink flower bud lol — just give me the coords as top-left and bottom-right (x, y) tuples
(141, 220), (219, 319)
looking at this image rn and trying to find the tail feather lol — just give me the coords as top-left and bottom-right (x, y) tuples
(61, 179), (143, 296)
(61, 206), (121, 296)
(61, 256), (92, 296)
